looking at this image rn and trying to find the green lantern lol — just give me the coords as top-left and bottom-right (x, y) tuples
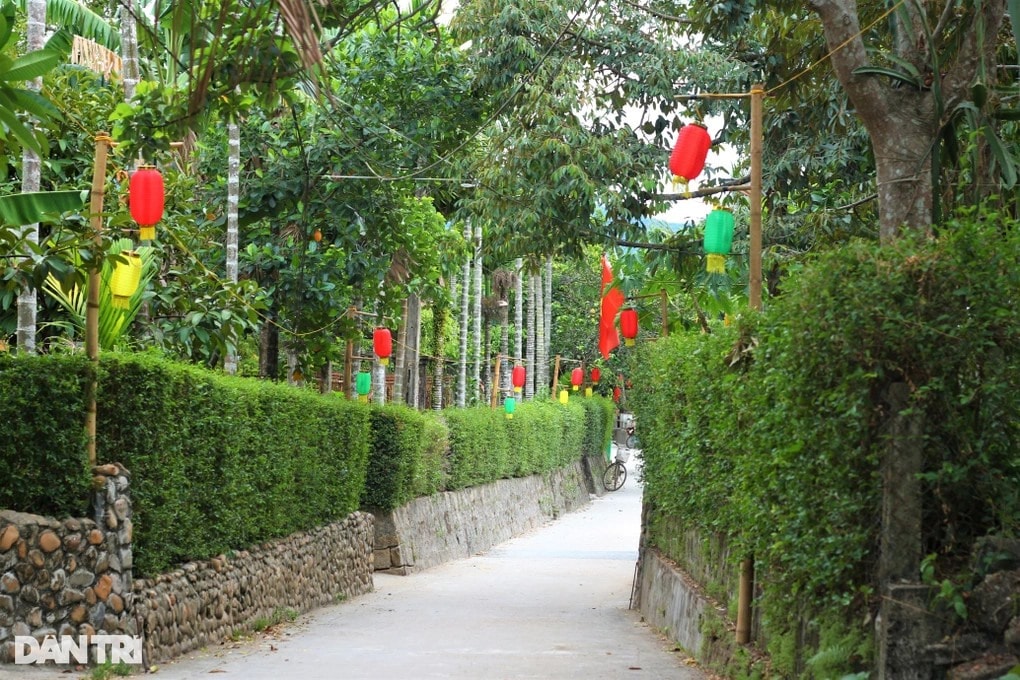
(504, 397), (517, 420)
(704, 209), (735, 273)
(355, 372), (371, 403)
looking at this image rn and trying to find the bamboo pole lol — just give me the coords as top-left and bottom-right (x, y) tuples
(659, 289), (668, 337)
(550, 355), (561, 396)
(85, 133), (113, 467)
(490, 355), (501, 409)
(749, 84), (764, 312)
(736, 83), (765, 646)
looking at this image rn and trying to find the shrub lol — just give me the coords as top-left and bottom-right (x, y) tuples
(0, 354), (93, 517)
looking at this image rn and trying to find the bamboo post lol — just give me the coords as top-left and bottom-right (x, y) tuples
(736, 84), (764, 646)
(490, 355), (501, 409)
(85, 133), (113, 467)
(659, 289), (668, 337)
(343, 306), (356, 398)
(550, 355), (561, 396)
(749, 84), (764, 312)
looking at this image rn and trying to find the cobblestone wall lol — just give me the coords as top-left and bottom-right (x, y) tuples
(134, 511), (373, 664)
(0, 463), (134, 663)
(1, 463), (374, 668)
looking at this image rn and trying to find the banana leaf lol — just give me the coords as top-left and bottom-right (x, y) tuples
(0, 190), (85, 226)
(43, 238), (157, 350)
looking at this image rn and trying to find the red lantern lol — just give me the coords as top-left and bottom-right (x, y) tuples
(129, 166), (164, 240)
(612, 386), (621, 402)
(591, 367), (601, 384)
(511, 365), (526, 393)
(571, 367), (583, 391)
(373, 327), (392, 366)
(668, 123), (711, 181)
(620, 308), (638, 346)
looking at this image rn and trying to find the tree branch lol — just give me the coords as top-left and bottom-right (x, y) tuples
(654, 175), (751, 201)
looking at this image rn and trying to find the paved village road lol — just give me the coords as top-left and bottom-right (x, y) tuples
(3, 456), (708, 680)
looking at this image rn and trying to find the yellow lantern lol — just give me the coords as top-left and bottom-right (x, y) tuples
(110, 251), (142, 309)
(559, 389), (569, 405)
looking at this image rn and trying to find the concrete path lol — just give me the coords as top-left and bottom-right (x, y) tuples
(2, 456), (708, 680)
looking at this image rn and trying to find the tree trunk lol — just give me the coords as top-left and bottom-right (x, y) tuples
(393, 297), (409, 404)
(407, 293), (421, 409)
(15, 0), (46, 354)
(514, 258), (523, 365)
(224, 121), (240, 374)
(810, 0), (1005, 241)
(472, 223), (483, 404)
(525, 273), (536, 400)
(535, 271), (545, 397)
(499, 303), (510, 397)
(457, 223), (471, 408)
(259, 311), (279, 379)
(544, 256), (553, 387)
(434, 276), (454, 411)
(120, 0), (140, 100)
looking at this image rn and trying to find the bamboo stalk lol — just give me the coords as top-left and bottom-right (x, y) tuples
(86, 133), (113, 467)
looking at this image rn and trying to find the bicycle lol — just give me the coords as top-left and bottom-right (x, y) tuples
(603, 459), (627, 491)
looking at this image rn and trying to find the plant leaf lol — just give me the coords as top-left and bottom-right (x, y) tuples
(0, 190), (85, 226)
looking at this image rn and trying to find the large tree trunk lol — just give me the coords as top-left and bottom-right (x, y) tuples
(457, 223), (471, 407)
(224, 121), (240, 374)
(260, 313), (279, 379)
(15, 0), (46, 354)
(471, 223), (483, 403)
(407, 293), (422, 408)
(543, 256), (553, 388)
(434, 276), (454, 411)
(810, 0), (1005, 241)
(120, 0), (140, 100)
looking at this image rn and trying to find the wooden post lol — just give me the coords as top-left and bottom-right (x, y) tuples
(659, 289), (668, 337)
(736, 84), (765, 646)
(85, 133), (113, 467)
(490, 355), (501, 409)
(551, 355), (561, 396)
(749, 84), (764, 312)
(344, 306), (355, 399)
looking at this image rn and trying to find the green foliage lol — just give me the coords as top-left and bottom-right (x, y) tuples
(361, 404), (448, 509)
(0, 353), (92, 516)
(96, 353), (371, 576)
(632, 210), (1020, 667)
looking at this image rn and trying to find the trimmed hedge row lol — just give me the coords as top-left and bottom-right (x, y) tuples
(96, 353), (372, 575)
(1, 351), (614, 576)
(0, 354), (93, 517)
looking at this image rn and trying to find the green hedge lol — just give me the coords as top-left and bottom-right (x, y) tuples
(1, 350), (613, 577)
(630, 212), (1020, 675)
(0, 354), (93, 517)
(96, 353), (371, 576)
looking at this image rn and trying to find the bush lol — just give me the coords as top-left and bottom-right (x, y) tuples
(631, 212), (1020, 671)
(361, 404), (448, 509)
(97, 353), (371, 576)
(0, 354), (93, 517)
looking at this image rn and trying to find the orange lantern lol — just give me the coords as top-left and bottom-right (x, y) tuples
(668, 123), (711, 182)
(373, 327), (392, 366)
(620, 308), (638, 346)
(129, 166), (164, 240)
(571, 367), (583, 391)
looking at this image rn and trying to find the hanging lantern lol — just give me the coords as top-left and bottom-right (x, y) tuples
(355, 372), (371, 403)
(591, 367), (601, 384)
(511, 365), (526, 393)
(620, 308), (638, 347)
(129, 166), (164, 240)
(668, 123), (711, 182)
(584, 387), (593, 398)
(373, 327), (392, 366)
(571, 367), (583, 391)
(704, 209), (735, 273)
(504, 397), (517, 420)
(109, 251), (142, 309)
(612, 386), (622, 402)
(559, 389), (569, 405)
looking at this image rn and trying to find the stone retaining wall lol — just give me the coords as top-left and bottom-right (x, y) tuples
(134, 511), (373, 664)
(0, 463), (135, 663)
(373, 454), (606, 574)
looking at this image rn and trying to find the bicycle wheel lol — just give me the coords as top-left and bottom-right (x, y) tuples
(603, 461), (627, 491)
